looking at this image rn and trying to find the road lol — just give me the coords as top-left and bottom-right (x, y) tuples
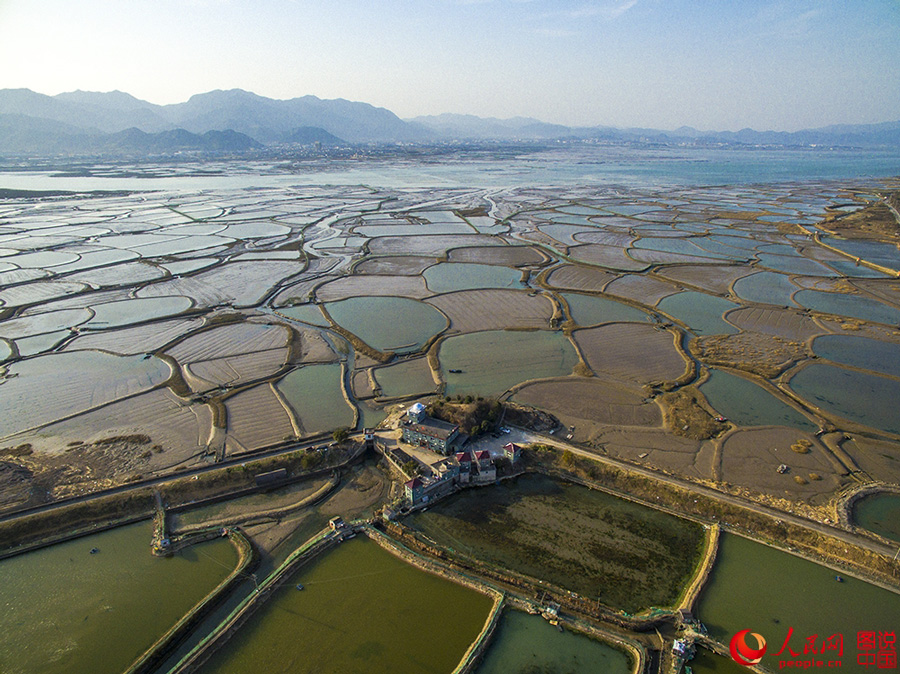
(0, 435), (346, 526)
(4, 421), (898, 571)
(508, 427), (900, 561)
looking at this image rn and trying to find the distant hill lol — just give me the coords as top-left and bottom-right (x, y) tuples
(412, 114), (900, 148)
(409, 113), (571, 140)
(0, 114), (259, 155)
(283, 126), (345, 145)
(1, 87), (898, 156)
(164, 89), (422, 143)
(0, 88), (421, 155)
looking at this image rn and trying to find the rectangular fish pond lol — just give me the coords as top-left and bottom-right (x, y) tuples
(0, 521), (239, 674)
(196, 535), (495, 674)
(406, 473), (705, 613)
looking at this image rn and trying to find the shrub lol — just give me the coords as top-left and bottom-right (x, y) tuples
(791, 439), (812, 454)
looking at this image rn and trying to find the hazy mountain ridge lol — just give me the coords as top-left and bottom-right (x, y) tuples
(410, 114), (900, 147)
(1, 87), (898, 156)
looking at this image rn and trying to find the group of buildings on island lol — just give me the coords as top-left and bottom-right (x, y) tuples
(383, 403), (521, 508)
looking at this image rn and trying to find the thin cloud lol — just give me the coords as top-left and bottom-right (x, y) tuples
(550, 0), (640, 21)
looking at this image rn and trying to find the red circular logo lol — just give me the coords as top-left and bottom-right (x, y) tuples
(730, 629), (767, 666)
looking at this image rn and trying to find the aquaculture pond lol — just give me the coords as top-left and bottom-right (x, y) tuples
(732, 271), (797, 305)
(277, 304), (332, 327)
(697, 533), (900, 674)
(0, 521), (238, 674)
(276, 364), (355, 435)
(812, 334), (900, 379)
(794, 289), (900, 325)
(325, 296), (448, 353)
(423, 262), (523, 293)
(86, 296), (194, 328)
(407, 473), (704, 612)
(440, 330), (579, 397)
(852, 492), (900, 544)
(475, 610), (633, 674)
(198, 536), (493, 674)
(699, 369), (815, 430)
(657, 292), (739, 335)
(0, 350), (172, 438)
(821, 237), (900, 270)
(788, 363), (900, 435)
(373, 357), (436, 398)
(562, 292), (651, 326)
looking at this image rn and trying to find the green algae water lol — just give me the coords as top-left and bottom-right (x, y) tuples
(199, 536), (493, 674)
(424, 262), (523, 293)
(657, 292), (739, 335)
(852, 492), (900, 544)
(562, 292), (651, 326)
(689, 647), (748, 674)
(476, 610), (632, 674)
(696, 533), (900, 674)
(0, 521), (238, 674)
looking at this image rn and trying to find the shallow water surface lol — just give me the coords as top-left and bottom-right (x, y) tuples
(700, 369), (815, 430)
(325, 296), (448, 353)
(440, 330), (578, 397)
(852, 491), (900, 543)
(788, 363), (900, 434)
(199, 536), (492, 674)
(697, 533), (900, 674)
(476, 610), (632, 674)
(0, 522), (238, 674)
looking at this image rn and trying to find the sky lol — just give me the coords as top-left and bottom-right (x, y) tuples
(0, 0), (898, 132)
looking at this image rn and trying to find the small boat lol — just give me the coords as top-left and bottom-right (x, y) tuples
(448, 368), (462, 374)
(835, 576), (843, 582)
(296, 583), (304, 590)
(90, 548), (99, 554)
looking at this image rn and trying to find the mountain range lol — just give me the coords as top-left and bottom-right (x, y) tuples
(1, 88), (898, 156)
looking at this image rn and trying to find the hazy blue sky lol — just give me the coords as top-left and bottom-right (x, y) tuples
(1, 0), (898, 131)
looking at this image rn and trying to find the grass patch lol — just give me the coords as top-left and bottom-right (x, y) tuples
(822, 195), (899, 241)
(690, 333), (806, 379)
(405, 473), (704, 613)
(659, 386), (728, 440)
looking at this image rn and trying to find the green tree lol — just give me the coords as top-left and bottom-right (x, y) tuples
(332, 427), (350, 444)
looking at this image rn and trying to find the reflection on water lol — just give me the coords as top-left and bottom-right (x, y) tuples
(4, 146), (900, 192)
